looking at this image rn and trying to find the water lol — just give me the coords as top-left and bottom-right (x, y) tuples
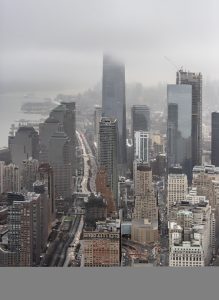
(0, 92), (53, 148)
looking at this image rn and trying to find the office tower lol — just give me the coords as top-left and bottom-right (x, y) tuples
(1, 192), (42, 266)
(84, 194), (107, 227)
(177, 70), (202, 167)
(99, 117), (118, 208)
(38, 163), (55, 224)
(133, 161), (158, 223)
(169, 194), (215, 266)
(96, 168), (116, 216)
(167, 172), (188, 215)
(48, 131), (72, 199)
(39, 116), (61, 163)
(211, 112), (219, 167)
(94, 105), (102, 149)
(82, 219), (121, 267)
(102, 55), (127, 168)
(131, 105), (150, 137)
(10, 126), (39, 167)
(0, 162), (20, 193)
(134, 131), (150, 163)
(0, 148), (11, 164)
(20, 158), (39, 192)
(167, 84), (192, 179)
(50, 102), (76, 175)
(33, 181), (49, 251)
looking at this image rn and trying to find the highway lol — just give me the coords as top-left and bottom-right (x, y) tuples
(62, 131), (97, 266)
(76, 130), (97, 194)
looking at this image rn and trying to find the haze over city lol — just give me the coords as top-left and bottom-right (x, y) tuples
(1, 0), (219, 270)
(1, 0), (219, 93)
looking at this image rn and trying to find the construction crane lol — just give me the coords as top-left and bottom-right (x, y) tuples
(164, 56), (183, 72)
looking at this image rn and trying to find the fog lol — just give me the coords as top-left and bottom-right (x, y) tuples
(1, 0), (219, 94)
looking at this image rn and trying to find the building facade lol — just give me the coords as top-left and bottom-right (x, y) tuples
(99, 117), (118, 208)
(134, 131), (150, 163)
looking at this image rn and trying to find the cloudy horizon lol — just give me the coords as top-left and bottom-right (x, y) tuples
(1, 0), (219, 94)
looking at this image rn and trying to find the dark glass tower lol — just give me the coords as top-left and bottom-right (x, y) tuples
(131, 105), (150, 135)
(167, 84), (192, 180)
(176, 70), (202, 167)
(102, 55), (127, 167)
(211, 112), (219, 167)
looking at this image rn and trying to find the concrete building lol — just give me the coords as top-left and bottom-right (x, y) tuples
(0, 192), (42, 266)
(134, 131), (150, 163)
(33, 181), (49, 251)
(82, 219), (121, 267)
(169, 196), (215, 266)
(169, 240), (204, 267)
(167, 173), (188, 215)
(0, 162), (20, 194)
(95, 168), (116, 217)
(192, 165), (219, 209)
(133, 161), (158, 223)
(10, 126), (39, 167)
(102, 55), (127, 168)
(99, 117), (118, 208)
(20, 158), (39, 192)
(50, 102), (76, 175)
(37, 163), (56, 224)
(176, 70), (202, 167)
(39, 116), (61, 163)
(48, 131), (72, 199)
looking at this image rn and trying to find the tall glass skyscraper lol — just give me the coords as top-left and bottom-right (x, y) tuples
(102, 55), (127, 167)
(211, 112), (219, 167)
(167, 84), (192, 179)
(176, 70), (202, 167)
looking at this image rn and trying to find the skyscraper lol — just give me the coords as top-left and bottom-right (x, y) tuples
(133, 161), (158, 223)
(167, 84), (192, 178)
(48, 131), (72, 200)
(211, 112), (219, 167)
(10, 126), (39, 167)
(50, 102), (76, 175)
(176, 70), (202, 167)
(102, 55), (126, 168)
(94, 105), (102, 157)
(0, 162), (20, 193)
(39, 116), (61, 163)
(99, 117), (118, 208)
(131, 105), (150, 136)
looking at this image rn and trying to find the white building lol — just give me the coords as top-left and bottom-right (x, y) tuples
(169, 198), (215, 266)
(134, 131), (150, 163)
(169, 241), (204, 267)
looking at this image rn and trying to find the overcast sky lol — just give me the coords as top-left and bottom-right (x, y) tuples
(0, 0), (219, 94)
